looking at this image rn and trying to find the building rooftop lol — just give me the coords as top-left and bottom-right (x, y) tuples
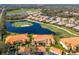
(65, 23), (76, 28)
(36, 46), (46, 52)
(5, 34), (29, 44)
(72, 52), (79, 55)
(17, 46), (30, 54)
(60, 37), (79, 50)
(49, 47), (63, 55)
(73, 26), (79, 31)
(32, 34), (54, 42)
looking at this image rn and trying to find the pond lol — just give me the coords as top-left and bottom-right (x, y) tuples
(5, 20), (56, 34)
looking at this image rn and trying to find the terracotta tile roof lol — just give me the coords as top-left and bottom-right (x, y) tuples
(49, 47), (63, 55)
(32, 34), (54, 42)
(5, 34), (29, 44)
(60, 37), (79, 49)
(36, 46), (46, 52)
(18, 46), (30, 53)
(72, 52), (79, 55)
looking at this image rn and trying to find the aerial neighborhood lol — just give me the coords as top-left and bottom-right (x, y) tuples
(0, 4), (79, 55)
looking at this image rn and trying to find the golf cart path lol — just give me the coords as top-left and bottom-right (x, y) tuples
(24, 19), (78, 36)
(47, 24), (78, 36)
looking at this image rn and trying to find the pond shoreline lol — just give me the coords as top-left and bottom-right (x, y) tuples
(5, 20), (56, 34)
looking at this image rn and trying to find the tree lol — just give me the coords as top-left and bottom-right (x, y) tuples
(28, 34), (33, 42)
(0, 41), (7, 54)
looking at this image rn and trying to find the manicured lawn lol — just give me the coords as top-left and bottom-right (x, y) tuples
(12, 22), (32, 27)
(40, 22), (79, 51)
(40, 22), (72, 51)
(7, 8), (41, 15)
(21, 19), (78, 37)
(7, 9), (27, 14)
(4, 19), (79, 53)
(40, 22), (75, 38)
(60, 25), (79, 35)
(54, 35), (66, 50)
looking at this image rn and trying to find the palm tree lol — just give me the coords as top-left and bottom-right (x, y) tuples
(5, 41), (21, 55)
(46, 46), (50, 55)
(28, 34), (33, 41)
